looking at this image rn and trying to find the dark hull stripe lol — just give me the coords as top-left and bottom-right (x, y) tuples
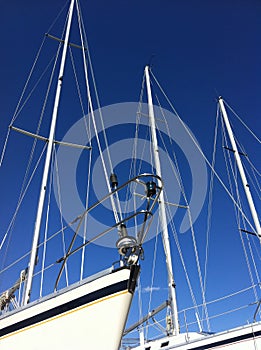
(188, 329), (261, 349)
(0, 279), (128, 338)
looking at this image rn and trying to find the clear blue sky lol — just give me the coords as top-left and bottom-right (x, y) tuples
(0, 0), (260, 338)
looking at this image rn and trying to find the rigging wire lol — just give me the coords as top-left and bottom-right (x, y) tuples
(126, 72), (150, 236)
(40, 148), (56, 298)
(224, 100), (261, 145)
(134, 72), (146, 178)
(233, 135), (261, 199)
(150, 89), (210, 331)
(76, 0), (122, 226)
(223, 126), (254, 279)
(165, 202), (203, 331)
(11, 54), (58, 127)
(164, 165), (206, 329)
(150, 70), (258, 237)
(137, 276), (145, 346)
(0, 37), (47, 167)
(16, 37), (64, 219)
(203, 106), (219, 308)
(234, 138), (261, 200)
(0, 144), (47, 262)
(145, 218), (160, 340)
(221, 113), (261, 305)
(0, 217), (77, 280)
(244, 163), (261, 200)
(247, 157), (261, 179)
(80, 109), (93, 281)
(0, 12), (68, 259)
(131, 72), (210, 333)
(68, 42), (93, 280)
(123, 85), (143, 219)
(53, 146), (69, 287)
(128, 78), (157, 343)
(0, 16), (70, 294)
(77, 1), (123, 223)
(153, 90), (185, 198)
(9, 0), (70, 129)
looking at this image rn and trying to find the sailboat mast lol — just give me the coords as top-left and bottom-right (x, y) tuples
(144, 65), (179, 335)
(22, 0), (76, 306)
(218, 97), (261, 239)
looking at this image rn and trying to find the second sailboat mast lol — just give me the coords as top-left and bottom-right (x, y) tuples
(144, 65), (179, 335)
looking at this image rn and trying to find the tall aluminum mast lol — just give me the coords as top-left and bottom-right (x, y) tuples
(218, 97), (261, 239)
(23, 0), (76, 305)
(144, 66), (179, 335)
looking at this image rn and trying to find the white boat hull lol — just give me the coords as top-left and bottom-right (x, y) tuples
(0, 265), (139, 350)
(131, 321), (261, 349)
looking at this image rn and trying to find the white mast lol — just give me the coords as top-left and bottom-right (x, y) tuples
(218, 97), (261, 239)
(144, 65), (179, 335)
(23, 0), (76, 305)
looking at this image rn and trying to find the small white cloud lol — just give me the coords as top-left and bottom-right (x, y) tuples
(143, 286), (161, 293)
